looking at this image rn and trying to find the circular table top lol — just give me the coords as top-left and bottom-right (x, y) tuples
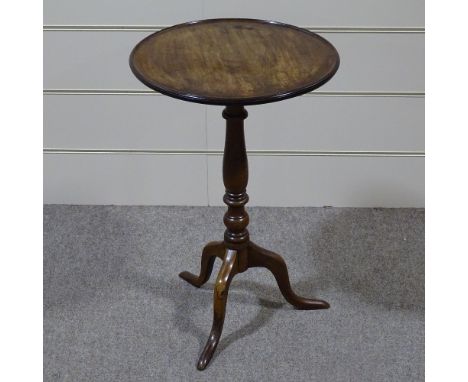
(130, 18), (340, 106)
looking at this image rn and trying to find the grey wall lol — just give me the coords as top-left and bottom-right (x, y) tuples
(43, 0), (425, 207)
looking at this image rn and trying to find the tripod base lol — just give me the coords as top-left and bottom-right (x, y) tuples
(179, 240), (329, 370)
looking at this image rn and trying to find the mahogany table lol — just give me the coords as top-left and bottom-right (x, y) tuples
(130, 18), (340, 370)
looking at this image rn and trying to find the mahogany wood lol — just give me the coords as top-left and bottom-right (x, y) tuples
(130, 18), (339, 371)
(178, 106), (330, 370)
(247, 242), (329, 310)
(197, 249), (238, 370)
(179, 241), (225, 288)
(130, 18), (339, 105)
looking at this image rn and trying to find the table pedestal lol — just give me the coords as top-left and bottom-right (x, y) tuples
(179, 105), (329, 370)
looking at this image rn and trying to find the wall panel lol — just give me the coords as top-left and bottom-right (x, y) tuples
(208, 156), (424, 207)
(44, 95), (206, 149)
(44, 0), (204, 25)
(203, 0), (424, 28)
(44, 0), (424, 28)
(44, 154), (208, 205)
(206, 96), (424, 151)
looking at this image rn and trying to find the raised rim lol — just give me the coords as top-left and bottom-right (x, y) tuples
(129, 18), (340, 106)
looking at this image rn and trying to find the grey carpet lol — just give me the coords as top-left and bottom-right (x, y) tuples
(44, 206), (424, 382)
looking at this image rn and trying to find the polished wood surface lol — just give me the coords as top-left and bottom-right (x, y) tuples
(179, 241), (225, 287)
(178, 106), (330, 370)
(130, 18), (339, 105)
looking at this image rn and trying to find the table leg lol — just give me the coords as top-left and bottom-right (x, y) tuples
(179, 241), (225, 287)
(247, 241), (329, 309)
(197, 249), (238, 370)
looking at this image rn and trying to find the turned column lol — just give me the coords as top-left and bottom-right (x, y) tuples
(222, 105), (250, 269)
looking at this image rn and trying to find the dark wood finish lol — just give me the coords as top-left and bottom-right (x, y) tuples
(179, 241), (225, 287)
(221, 106), (250, 273)
(178, 107), (330, 370)
(130, 18), (339, 105)
(130, 18), (339, 371)
(247, 242), (329, 310)
(197, 248), (238, 370)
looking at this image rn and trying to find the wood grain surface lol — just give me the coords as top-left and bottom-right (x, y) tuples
(130, 18), (340, 105)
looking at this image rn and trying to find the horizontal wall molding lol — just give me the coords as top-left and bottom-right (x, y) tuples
(43, 25), (424, 33)
(43, 148), (425, 157)
(43, 89), (425, 98)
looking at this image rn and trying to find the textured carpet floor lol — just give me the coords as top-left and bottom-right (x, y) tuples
(44, 206), (424, 382)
